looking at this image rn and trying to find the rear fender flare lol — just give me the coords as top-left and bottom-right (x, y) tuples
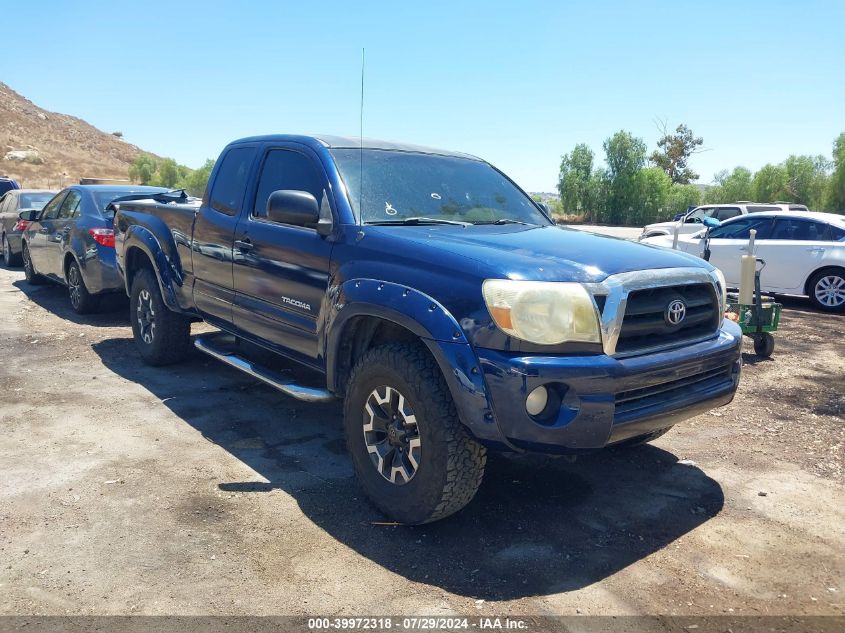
(122, 226), (182, 311)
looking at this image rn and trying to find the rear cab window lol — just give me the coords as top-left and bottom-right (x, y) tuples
(209, 147), (257, 216)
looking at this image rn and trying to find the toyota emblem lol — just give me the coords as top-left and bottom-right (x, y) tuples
(665, 299), (687, 326)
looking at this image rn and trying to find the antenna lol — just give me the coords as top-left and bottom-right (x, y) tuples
(358, 48), (365, 227)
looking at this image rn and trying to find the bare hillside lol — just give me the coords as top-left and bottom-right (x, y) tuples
(0, 81), (154, 188)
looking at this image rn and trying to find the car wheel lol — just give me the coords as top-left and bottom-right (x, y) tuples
(343, 342), (487, 524)
(129, 268), (191, 366)
(66, 260), (100, 315)
(2, 234), (21, 267)
(21, 243), (46, 285)
(808, 269), (845, 313)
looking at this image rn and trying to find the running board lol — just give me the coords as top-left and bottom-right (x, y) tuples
(194, 333), (335, 403)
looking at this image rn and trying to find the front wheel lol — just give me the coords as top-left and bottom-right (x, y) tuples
(343, 342), (487, 524)
(21, 243), (46, 285)
(129, 268), (191, 366)
(808, 269), (845, 313)
(67, 260), (100, 314)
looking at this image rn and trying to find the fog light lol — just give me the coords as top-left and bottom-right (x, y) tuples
(526, 386), (549, 416)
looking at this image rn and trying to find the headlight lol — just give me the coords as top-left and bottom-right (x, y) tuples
(482, 280), (601, 345)
(712, 268), (727, 312)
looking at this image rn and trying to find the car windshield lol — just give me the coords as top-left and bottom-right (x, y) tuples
(92, 188), (168, 214)
(331, 149), (550, 226)
(19, 193), (55, 210)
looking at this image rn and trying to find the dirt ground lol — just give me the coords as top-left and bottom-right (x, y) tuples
(0, 264), (843, 618)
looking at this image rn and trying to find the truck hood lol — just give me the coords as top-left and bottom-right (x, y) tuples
(365, 224), (709, 283)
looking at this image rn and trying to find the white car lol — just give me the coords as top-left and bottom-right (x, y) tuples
(641, 211), (845, 312)
(640, 202), (809, 240)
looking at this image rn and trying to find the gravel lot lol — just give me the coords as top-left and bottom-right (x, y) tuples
(0, 264), (843, 618)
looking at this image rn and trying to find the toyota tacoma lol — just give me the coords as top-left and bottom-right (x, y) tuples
(112, 135), (743, 524)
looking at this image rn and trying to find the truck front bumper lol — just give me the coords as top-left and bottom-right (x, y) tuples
(476, 320), (743, 453)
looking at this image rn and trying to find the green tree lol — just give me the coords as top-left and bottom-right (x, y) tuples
(650, 123), (704, 184)
(783, 154), (830, 208)
(705, 166), (753, 203)
(557, 144), (595, 218)
(667, 183), (701, 217)
(752, 164), (789, 202)
(633, 167), (671, 224)
(603, 130), (647, 224)
(129, 155), (159, 184)
(824, 133), (845, 212)
(180, 159), (215, 197)
(152, 158), (181, 188)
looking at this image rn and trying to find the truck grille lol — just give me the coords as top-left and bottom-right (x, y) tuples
(614, 364), (734, 420)
(615, 283), (720, 355)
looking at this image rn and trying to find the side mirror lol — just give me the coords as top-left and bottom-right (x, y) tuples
(536, 202), (550, 214)
(685, 216), (701, 224)
(703, 217), (721, 229)
(266, 190), (320, 227)
(19, 209), (40, 221)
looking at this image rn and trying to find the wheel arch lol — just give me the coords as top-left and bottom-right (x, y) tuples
(804, 264), (845, 296)
(325, 279), (509, 447)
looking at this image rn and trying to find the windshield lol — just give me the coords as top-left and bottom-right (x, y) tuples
(19, 192), (55, 210)
(331, 149), (550, 225)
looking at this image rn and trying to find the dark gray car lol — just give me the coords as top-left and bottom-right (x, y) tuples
(0, 189), (56, 266)
(20, 185), (168, 313)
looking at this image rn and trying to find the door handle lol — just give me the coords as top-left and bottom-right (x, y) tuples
(806, 247), (824, 253)
(738, 246), (748, 251)
(39, 227), (49, 234)
(234, 239), (254, 252)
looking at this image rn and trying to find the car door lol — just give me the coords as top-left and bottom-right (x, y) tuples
(232, 145), (335, 365)
(27, 191), (66, 273)
(705, 216), (774, 287)
(755, 218), (835, 292)
(191, 145), (259, 325)
(44, 190), (83, 278)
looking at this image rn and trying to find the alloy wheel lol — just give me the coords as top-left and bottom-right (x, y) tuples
(136, 289), (157, 344)
(362, 385), (422, 485)
(68, 265), (82, 309)
(814, 275), (845, 308)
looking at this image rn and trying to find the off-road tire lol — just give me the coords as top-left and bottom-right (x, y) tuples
(344, 342), (487, 524)
(611, 426), (674, 448)
(2, 234), (22, 267)
(807, 268), (845, 313)
(129, 268), (191, 366)
(66, 260), (100, 315)
(21, 243), (46, 285)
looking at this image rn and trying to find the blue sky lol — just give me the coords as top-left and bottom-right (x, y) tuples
(3, 0), (843, 191)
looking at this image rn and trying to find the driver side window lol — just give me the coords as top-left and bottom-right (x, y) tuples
(40, 193), (65, 220)
(252, 149), (329, 221)
(58, 191), (82, 219)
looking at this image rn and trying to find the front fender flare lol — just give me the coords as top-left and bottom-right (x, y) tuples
(326, 279), (511, 447)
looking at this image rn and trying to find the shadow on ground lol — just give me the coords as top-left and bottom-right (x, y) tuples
(13, 279), (128, 327)
(92, 335), (724, 600)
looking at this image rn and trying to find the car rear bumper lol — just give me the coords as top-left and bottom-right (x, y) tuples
(476, 319), (743, 453)
(5, 232), (22, 254)
(80, 246), (123, 294)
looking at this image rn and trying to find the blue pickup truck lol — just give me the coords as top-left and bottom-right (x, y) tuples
(113, 135), (743, 524)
